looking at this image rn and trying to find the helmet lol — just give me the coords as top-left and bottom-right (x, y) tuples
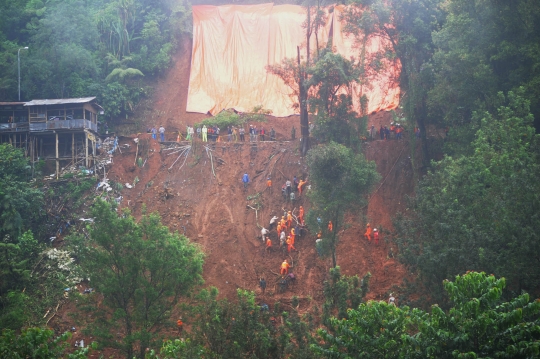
(374, 228), (377, 231)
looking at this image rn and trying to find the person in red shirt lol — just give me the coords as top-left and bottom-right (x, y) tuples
(373, 228), (379, 244)
(328, 221), (333, 232)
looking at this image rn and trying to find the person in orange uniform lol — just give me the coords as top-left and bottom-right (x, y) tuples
(298, 179), (307, 195)
(364, 223), (373, 241)
(286, 236), (296, 252)
(280, 216), (287, 231)
(298, 206), (305, 225)
(266, 237), (272, 252)
(287, 211), (293, 228)
(266, 177), (272, 190)
(328, 221), (333, 232)
(280, 260), (290, 275)
(276, 222), (282, 236)
(290, 228), (296, 244)
(177, 318), (183, 334)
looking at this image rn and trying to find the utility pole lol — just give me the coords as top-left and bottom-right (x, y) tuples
(18, 47), (28, 101)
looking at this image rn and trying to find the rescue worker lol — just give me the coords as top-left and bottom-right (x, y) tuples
(328, 221), (333, 232)
(298, 179), (307, 195)
(373, 228), (379, 244)
(290, 228), (296, 244)
(276, 222), (282, 236)
(287, 236), (295, 252)
(267, 177), (272, 189)
(364, 223), (373, 241)
(265, 237), (272, 252)
(287, 211), (293, 228)
(280, 260), (290, 275)
(177, 318), (183, 334)
(280, 216), (287, 231)
(388, 293), (396, 306)
(298, 206), (305, 225)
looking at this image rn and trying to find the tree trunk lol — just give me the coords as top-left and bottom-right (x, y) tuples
(298, 46), (310, 156)
(330, 211), (339, 268)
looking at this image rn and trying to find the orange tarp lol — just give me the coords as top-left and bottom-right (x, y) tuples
(187, 4), (400, 117)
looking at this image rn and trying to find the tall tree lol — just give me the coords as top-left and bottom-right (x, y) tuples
(429, 0), (540, 134)
(313, 272), (540, 359)
(306, 46), (365, 148)
(342, 0), (444, 165)
(306, 142), (380, 267)
(70, 200), (204, 359)
(395, 90), (540, 299)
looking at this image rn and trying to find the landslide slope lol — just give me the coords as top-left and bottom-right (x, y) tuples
(114, 36), (416, 306)
(106, 128), (415, 306)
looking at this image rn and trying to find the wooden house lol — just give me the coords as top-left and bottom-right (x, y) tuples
(0, 97), (103, 178)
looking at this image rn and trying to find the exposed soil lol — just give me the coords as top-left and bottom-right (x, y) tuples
(50, 36), (420, 356)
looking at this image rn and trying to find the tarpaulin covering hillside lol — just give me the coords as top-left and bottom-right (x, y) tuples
(187, 4), (400, 117)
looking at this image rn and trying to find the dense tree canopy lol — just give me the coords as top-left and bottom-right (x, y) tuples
(0, 0), (191, 119)
(1, 0), (540, 355)
(306, 141), (380, 267)
(70, 200), (204, 359)
(395, 91), (540, 301)
(314, 272), (540, 359)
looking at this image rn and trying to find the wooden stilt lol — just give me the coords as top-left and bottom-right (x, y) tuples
(56, 132), (59, 179)
(85, 132), (89, 168)
(72, 133), (75, 165)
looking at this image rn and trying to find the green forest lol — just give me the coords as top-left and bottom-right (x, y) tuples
(1, 0), (540, 357)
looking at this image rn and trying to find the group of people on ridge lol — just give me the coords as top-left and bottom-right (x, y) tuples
(370, 122), (405, 141)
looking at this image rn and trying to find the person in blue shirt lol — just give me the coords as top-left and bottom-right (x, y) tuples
(242, 172), (249, 188)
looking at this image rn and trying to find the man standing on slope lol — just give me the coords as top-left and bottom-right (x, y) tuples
(261, 227), (269, 242)
(202, 125), (208, 142)
(242, 172), (249, 189)
(159, 125), (165, 142)
(269, 215), (279, 231)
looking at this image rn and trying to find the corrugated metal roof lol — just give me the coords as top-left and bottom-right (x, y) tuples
(0, 102), (26, 106)
(24, 97), (97, 106)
